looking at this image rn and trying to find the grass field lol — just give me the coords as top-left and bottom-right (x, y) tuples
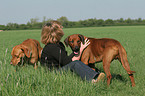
(0, 26), (145, 96)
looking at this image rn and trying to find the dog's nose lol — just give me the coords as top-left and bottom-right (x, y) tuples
(74, 46), (79, 50)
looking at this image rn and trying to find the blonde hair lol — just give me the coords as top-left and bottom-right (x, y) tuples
(41, 21), (64, 45)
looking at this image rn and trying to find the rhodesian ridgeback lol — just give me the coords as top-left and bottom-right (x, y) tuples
(10, 39), (43, 68)
(64, 34), (135, 87)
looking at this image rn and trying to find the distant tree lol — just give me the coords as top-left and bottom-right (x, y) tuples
(27, 22), (32, 28)
(73, 21), (82, 27)
(29, 17), (39, 25)
(137, 18), (142, 23)
(87, 18), (97, 26)
(118, 18), (124, 23)
(64, 21), (76, 28)
(0, 25), (6, 30)
(57, 16), (68, 24)
(19, 24), (28, 29)
(142, 19), (145, 23)
(125, 18), (132, 24)
(105, 19), (114, 25)
(46, 18), (53, 23)
(62, 21), (69, 27)
(42, 16), (47, 25)
(33, 22), (43, 29)
(2, 17), (145, 30)
(79, 20), (88, 27)
(6, 23), (19, 30)
(96, 19), (104, 26)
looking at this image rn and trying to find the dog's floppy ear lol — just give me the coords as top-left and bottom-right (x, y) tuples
(64, 36), (69, 47)
(21, 47), (31, 58)
(78, 34), (85, 44)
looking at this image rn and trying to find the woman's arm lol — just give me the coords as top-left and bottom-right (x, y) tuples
(72, 38), (90, 61)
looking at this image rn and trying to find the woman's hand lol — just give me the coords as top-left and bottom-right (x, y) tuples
(72, 38), (90, 61)
(80, 38), (90, 53)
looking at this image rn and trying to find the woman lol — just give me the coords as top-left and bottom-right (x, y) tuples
(40, 20), (105, 83)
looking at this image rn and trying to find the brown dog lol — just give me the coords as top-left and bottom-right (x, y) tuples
(10, 39), (43, 68)
(64, 34), (135, 87)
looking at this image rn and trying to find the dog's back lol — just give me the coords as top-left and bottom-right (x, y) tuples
(21, 39), (42, 58)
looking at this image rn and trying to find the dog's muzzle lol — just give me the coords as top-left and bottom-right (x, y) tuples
(73, 46), (80, 52)
(72, 46), (80, 55)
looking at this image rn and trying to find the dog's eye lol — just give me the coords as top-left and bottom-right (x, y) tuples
(70, 40), (74, 43)
(77, 40), (80, 43)
(15, 55), (18, 57)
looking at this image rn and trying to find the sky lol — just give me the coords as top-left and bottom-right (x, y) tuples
(0, 0), (145, 25)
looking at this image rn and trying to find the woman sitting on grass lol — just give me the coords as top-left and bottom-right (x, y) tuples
(40, 20), (105, 83)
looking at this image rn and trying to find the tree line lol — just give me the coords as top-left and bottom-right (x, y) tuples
(0, 16), (145, 30)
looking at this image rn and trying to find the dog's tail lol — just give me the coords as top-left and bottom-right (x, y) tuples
(118, 43), (136, 74)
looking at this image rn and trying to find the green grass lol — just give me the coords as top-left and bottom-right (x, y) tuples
(0, 26), (145, 96)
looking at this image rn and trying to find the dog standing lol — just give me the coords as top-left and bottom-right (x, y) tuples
(10, 39), (43, 68)
(64, 34), (135, 87)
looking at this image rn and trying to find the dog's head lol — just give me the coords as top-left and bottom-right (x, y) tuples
(64, 34), (85, 54)
(10, 45), (31, 66)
